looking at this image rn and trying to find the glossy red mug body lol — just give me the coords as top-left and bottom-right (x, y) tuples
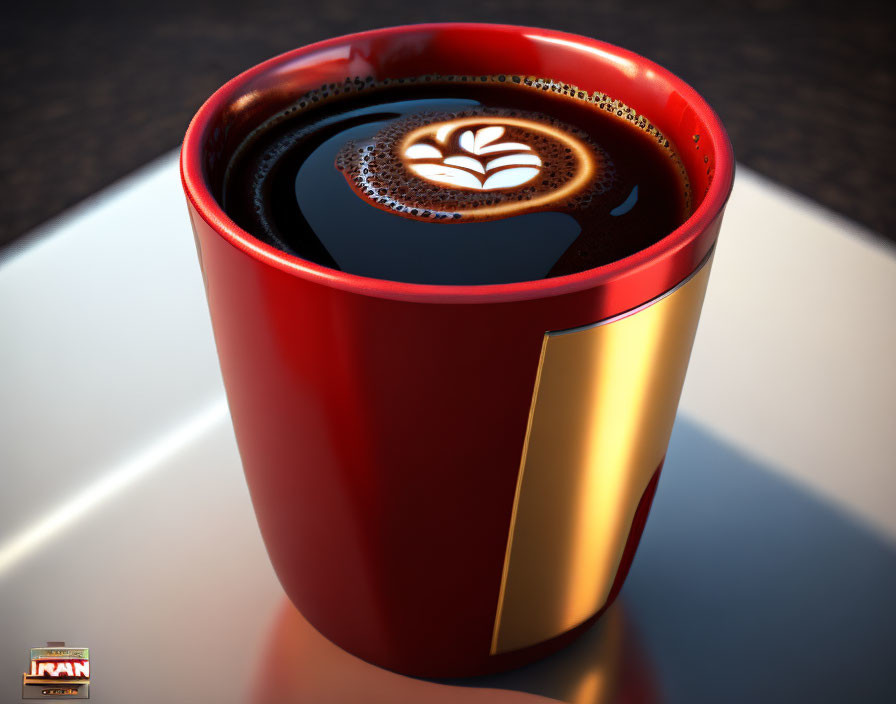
(181, 23), (733, 678)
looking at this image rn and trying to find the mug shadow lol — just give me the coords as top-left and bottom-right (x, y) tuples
(249, 599), (658, 704)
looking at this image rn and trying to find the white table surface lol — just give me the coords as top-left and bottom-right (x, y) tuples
(1, 152), (894, 703)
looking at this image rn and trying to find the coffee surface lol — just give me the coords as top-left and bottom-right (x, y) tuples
(223, 75), (691, 285)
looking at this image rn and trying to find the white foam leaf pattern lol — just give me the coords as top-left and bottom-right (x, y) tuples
(408, 163), (483, 190)
(485, 153), (542, 170)
(404, 122), (544, 190)
(474, 126), (505, 151)
(459, 129), (532, 156)
(477, 142), (532, 154)
(482, 167), (540, 189)
(459, 130), (477, 154)
(443, 156), (486, 173)
(405, 144), (442, 159)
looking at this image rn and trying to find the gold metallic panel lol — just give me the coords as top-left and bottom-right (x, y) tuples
(491, 256), (713, 655)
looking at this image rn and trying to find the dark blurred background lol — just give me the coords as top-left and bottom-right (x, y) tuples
(2, 0), (894, 249)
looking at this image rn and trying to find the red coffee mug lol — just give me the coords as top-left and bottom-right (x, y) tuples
(181, 23), (733, 678)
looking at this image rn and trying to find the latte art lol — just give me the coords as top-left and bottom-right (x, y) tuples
(336, 110), (614, 222)
(404, 123), (542, 190)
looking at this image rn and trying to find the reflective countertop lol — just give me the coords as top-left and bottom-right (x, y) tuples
(2, 416), (893, 703)
(1, 155), (894, 703)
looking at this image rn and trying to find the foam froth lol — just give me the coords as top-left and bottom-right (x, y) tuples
(336, 110), (616, 221)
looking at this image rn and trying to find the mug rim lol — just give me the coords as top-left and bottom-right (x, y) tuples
(180, 22), (734, 304)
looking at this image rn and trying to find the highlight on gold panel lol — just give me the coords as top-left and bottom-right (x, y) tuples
(493, 254), (713, 655)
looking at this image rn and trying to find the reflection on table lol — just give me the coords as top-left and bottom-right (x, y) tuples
(251, 599), (657, 704)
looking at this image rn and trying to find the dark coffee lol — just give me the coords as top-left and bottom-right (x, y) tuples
(222, 75), (691, 285)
